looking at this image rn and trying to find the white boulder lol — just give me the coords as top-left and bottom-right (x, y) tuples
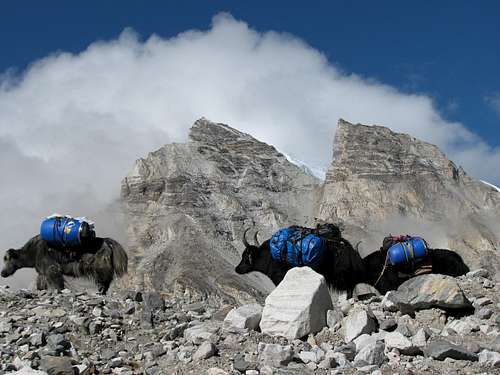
(223, 303), (262, 332)
(259, 267), (333, 339)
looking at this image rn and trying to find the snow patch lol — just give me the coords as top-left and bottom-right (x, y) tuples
(281, 152), (327, 180)
(481, 180), (500, 192)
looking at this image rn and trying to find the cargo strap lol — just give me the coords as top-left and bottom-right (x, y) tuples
(374, 250), (390, 287)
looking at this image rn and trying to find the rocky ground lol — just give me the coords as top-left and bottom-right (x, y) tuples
(1, 268), (499, 375)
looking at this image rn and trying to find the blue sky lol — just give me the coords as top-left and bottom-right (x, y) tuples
(2, 1), (499, 144)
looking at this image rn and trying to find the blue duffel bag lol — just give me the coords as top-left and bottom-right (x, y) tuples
(269, 226), (326, 270)
(387, 237), (428, 266)
(40, 214), (95, 248)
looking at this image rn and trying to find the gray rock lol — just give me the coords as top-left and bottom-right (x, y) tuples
(381, 291), (399, 312)
(184, 321), (221, 344)
(317, 355), (336, 369)
(474, 297), (493, 308)
(342, 306), (378, 342)
(353, 333), (386, 353)
(233, 353), (252, 372)
(223, 304), (262, 332)
(40, 356), (75, 375)
(257, 342), (294, 367)
(466, 269), (490, 279)
(143, 292), (165, 312)
(384, 331), (420, 355)
(193, 341), (216, 360)
(326, 308), (343, 331)
(206, 368), (228, 375)
(411, 328), (430, 348)
(391, 274), (472, 313)
(260, 267), (333, 339)
(352, 283), (380, 301)
(0, 319), (12, 333)
(379, 318), (396, 331)
(30, 332), (46, 347)
(424, 339), (478, 361)
(334, 342), (356, 360)
(8, 369), (48, 375)
(353, 341), (385, 367)
(298, 347), (325, 364)
(478, 349), (500, 367)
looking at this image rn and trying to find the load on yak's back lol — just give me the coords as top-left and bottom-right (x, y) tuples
(40, 214), (96, 248)
(1, 213), (127, 294)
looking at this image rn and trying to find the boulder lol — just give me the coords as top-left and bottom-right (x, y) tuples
(424, 339), (478, 361)
(193, 341), (217, 361)
(466, 269), (490, 279)
(342, 306), (378, 342)
(326, 308), (344, 331)
(381, 291), (399, 312)
(384, 331), (420, 355)
(478, 350), (500, 368)
(411, 328), (430, 348)
(352, 283), (380, 301)
(257, 342), (294, 367)
(223, 304), (262, 332)
(353, 341), (385, 367)
(259, 267), (333, 339)
(40, 356), (76, 375)
(390, 274), (472, 313)
(184, 321), (221, 344)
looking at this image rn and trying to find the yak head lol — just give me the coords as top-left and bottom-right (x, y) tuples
(1, 249), (20, 277)
(235, 228), (264, 274)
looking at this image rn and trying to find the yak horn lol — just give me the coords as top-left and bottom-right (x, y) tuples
(254, 230), (260, 246)
(242, 228), (251, 248)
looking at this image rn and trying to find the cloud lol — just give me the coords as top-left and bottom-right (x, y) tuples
(1, 12), (499, 287)
(485, 92), (500, 118)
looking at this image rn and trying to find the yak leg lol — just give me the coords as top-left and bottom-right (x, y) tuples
(46, 264), (65, 291)
(96, 279), (111, 295)
(36, 274), (48, 290)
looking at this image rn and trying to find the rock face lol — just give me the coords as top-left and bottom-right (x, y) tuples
(259, 267), (333, 339)
(316, 119), (500, 275)
(387, 274), (472, 313)
(121, 118), (319, 302)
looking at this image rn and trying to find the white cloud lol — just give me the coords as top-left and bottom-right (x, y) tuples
(1, 13), (499, 287)
(485, 92), (500, 118)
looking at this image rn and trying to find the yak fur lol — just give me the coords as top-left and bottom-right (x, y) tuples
(235, 228), (366, 292)
(362, 247), (469, 294)
(1, 235), (127, 294)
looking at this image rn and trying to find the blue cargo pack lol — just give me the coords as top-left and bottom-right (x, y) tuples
(269, 226), (326, 270)
(387, 236), (428, 266)
(40, 214), (95, 248)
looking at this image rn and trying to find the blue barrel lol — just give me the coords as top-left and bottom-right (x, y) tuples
(388, 237), (427, 265)
(40, 216), (92, 247)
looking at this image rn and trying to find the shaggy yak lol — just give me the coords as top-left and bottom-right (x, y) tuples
(1, 235), (128, 294)
(362, 245), (470, 294)
(235, 225), (366, 292)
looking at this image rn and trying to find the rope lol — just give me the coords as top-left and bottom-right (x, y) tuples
(374, 250), (390, 287)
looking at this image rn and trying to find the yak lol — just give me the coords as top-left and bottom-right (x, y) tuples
(235, 226), (366, 292)
(1, 235), (127, 294)
(362, 246), (469, 294)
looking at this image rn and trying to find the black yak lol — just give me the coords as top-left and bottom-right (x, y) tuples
(362, 246), (469, 294)
(1, 235), (127, 294)
(235, 226), (366, 292)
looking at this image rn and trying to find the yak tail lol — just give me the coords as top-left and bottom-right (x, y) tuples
(107, 238), (128, 277)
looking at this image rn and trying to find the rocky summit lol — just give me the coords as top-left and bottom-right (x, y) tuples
(1, 268), (500, 374)
(317, 119), (500, 274)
